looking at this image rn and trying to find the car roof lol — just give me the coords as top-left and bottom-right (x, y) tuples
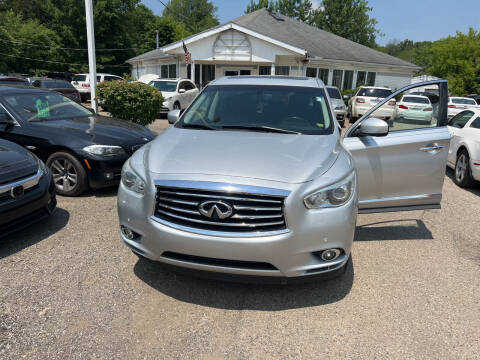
(359, 86), (392, 90)
(450, 96), (474, 100)
(210, 76), (322, 88)
(74, 73), (118, 76)
(150, 78), (182, 82)
(0, 85), (53, 94)
(403, 95), (430, 99)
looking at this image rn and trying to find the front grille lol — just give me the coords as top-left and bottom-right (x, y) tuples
(154, 183), (288, 234)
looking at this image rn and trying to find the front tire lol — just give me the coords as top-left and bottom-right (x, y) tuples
(47, 151), (88, 196)
(454, 150), (475, 188)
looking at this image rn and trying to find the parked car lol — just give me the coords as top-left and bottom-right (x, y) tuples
(447, 97), (479, 119)
(117, 76), (450, 283)
(71, 73), (125, 101)
(447, 109), (480, 187)
(395, 95), (433, 125)
(348, 86), (395, 123)
(0, 137), (56, 238)
(326, 86), (347, 127)
(0, 76), (31, 86)
(148, 78), (199, 113)
(0, 86), (156, 196)
(31, 78), (81, 103)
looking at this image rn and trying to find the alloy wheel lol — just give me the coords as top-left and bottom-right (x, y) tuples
(455, 154), (467, 183)
(51, 158), (78, 192)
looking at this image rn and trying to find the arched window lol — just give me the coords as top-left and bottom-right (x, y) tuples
(213, 29), (251, 61)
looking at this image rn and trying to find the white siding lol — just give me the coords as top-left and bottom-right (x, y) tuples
(376, 72), (412, 91)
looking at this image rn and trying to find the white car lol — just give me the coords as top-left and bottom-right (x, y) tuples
(447, 109), (480, 187)
(148, 78), (199, 113)
(448, 97), (479, 119)
(71, 73), (124, 101)
(395, 95), (433, 125)
(348, 86), (395, 123)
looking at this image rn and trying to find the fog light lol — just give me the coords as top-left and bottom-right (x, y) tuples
(121, 225), (136, 240)
(320, 249), (341, 262)
(105, 172), (114, 179)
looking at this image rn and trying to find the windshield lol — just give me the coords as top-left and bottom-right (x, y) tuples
(403, 96), (430, 104)
(150, 81), (177, 92)
(178, 85), (334, 135)
(358, 88), (392, 98)
(452, 98), (477, 105)
(73, 75), (86, 82)
(327, 87), (341, 99)
(4, 92), (91, 121)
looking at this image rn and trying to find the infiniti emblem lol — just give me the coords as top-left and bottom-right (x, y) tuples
(198, 200), (233, 219)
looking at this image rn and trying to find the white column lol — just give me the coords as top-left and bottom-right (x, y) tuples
(85, 0), (97, 112)
(352, 71), (358, 89)
(270, 63), (275, 75)
(191, 61), (195, 83)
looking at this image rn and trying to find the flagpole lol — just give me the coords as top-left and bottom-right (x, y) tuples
(85, 0), (97, 113)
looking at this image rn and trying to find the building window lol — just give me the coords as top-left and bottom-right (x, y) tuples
(160, 63), (177, 78)
(259, 66), (270, 75)
(306, 67), (317, 77)
(343, 70), (354, 90)
(201, 64), (215, 87)
(356, 71), (366, 87)
(317, 68), (329, 84)
(275, 66), (290, 76)
(332, 70), (343, 88)
(161, 65), (168, 78)
(187, 64), (191, 79)
(366, 72), (376, 86)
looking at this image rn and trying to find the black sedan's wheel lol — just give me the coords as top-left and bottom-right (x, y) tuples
(47, 151), (88, 196)
(454, 150), (475, 188)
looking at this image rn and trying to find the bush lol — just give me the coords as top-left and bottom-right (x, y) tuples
(96, 81), (163, 126)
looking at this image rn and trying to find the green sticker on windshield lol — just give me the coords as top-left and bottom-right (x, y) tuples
(36, 99), (50, 119)
(316, 123), (324, 128)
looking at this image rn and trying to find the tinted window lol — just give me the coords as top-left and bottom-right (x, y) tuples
(73, 75), (86, 82)
(0, 79), (29, 85)
(180, 85), (333, 135)
(402, 96), (430, 104)
(327, 87), (341, 99)
(185, 82), (196, 90)
(451, 98), (477, 105)
(450, 111), (473, 129)
(4, 92), (91, 121)
(470, 117), (480, 129)
(41, 80), (75, 89)
(306, 67), (317, 77)
(150, 81), (177, 92)
(357, 88), (392, 98)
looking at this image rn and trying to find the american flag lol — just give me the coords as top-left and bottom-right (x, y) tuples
(182, 41), (191, 64)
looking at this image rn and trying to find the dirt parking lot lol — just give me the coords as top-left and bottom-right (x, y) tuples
(1, 119), (479, 359)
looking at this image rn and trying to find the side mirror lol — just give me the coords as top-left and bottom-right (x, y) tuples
(358, 117), (389, 137)
(167, 109), (181, 124)
(178, 89), (186, 94)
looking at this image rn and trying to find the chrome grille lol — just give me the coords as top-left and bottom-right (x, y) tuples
(153, 181), (289, 235)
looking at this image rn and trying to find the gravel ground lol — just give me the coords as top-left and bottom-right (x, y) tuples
(1, 119), (479, 359)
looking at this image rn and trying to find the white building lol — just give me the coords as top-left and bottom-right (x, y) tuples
(127, 9), (420, 90)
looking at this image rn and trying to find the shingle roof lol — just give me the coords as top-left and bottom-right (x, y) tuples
(128, 8), (419, 69)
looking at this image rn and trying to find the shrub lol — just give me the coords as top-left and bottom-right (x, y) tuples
(96, 81), (163, 126)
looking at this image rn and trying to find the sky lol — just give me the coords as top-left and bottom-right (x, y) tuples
(141, 0), (480, 45)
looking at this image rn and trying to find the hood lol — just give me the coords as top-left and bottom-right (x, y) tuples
(0, 139), (38, 185)
(34, 115), (154, 145)
(160, 91), (175, 99)
(147, 128), (340, 184)
(330, 98), (346, 108)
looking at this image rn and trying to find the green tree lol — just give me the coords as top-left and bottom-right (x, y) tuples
(162, 0), (218, 34)
(311, 0), (381, 47)
(275, 0), (313, 23)
(245, 0), (275, 13)
(426, 28), (480, 96)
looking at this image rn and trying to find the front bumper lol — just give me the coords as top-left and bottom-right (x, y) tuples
(355, 105), (394, 119)
(0, 172), (56, 238)
(118, 179), (357, 279)
(334, 109), (347, 123)
(85, 156), (128, 189)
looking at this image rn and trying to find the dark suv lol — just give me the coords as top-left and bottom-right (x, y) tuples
(0, 138), (56, 237)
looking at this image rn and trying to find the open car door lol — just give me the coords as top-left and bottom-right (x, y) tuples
(343, 80), (451, 213)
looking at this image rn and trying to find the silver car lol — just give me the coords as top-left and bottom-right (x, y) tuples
(117, 77), (450, 282)
(326, 86), (347, 127)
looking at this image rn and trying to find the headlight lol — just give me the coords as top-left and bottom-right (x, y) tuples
(121, 159), (145, 195)
(335, 105), (345, 110)
(304, 172), (356, 209)
(31, 153), (47, 177)
(164, 97), (172, 101)
(83, 145), (125, 157)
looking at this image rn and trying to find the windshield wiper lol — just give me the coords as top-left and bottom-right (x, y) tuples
(180, 123), (217, 130)
(221, 125), (301, 134)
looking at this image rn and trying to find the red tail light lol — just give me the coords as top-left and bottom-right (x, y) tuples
(423, 107), (433, 111)
(448, 104), (456, 108)
(81, 84), (90, 88)
(399, 104), (408, 109)
(356, 98), (365, 104)
(388, 100), (396, 106)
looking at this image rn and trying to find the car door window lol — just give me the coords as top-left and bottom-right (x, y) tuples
(449, 111), (473, 128)
(470, 117), (480, 129)
(178, 81), (187, 92)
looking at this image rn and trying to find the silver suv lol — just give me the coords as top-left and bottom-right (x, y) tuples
(117, 76), (450, 282)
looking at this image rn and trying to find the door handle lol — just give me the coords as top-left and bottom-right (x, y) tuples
(419, 144), (444, 152)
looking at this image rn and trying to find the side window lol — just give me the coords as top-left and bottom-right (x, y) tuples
(32, 80), (41, 87)
(178, 81), (187, 91)
(186, 82), (196, 90)
(470, 117), (480, 129)
(450, 111), (473, 129)
(388, 84), (440, 131)
(104, 76), (114, 82)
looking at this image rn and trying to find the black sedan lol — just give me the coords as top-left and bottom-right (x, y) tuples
(0, 86), (156, 196)
(0, 138), (56, 237)
(31, 78), (82, 103)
